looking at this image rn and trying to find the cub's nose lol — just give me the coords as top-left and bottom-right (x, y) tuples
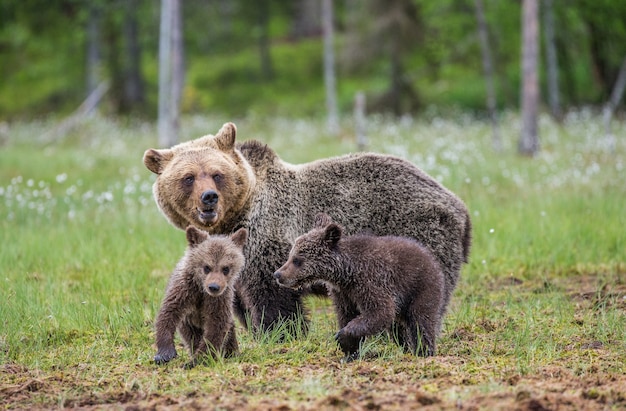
(201, 190), (218, 206)
(207, 283), (221, 293)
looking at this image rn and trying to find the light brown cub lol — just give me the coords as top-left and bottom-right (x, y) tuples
(154, 226), (247, 368)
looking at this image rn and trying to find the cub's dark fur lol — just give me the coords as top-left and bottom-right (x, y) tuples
(275, 213), (445, 361)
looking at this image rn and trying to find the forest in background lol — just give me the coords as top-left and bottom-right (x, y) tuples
(1, 0), (626, 121)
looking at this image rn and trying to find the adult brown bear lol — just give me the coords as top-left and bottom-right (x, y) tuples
(143, 122), (471, 335)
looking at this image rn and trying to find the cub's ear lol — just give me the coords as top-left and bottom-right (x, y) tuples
(186, 226), (208, 247)
(143, 148), (173, 175)
(323, 223), (342, 248)
(313, 212), (333, 229)
(214, 122), (237, 152)
(230, 228), (248, 249)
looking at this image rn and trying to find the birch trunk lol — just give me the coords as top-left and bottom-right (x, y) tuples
(322, 0), (339, 135)
(158, 0), (182, 147)
(519, 0), (540, 157)
(86, 3), (101, 115)
(158, 0), (173, 147)
(603, 56), (626, 152)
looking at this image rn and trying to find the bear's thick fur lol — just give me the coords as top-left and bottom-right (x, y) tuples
(144, 123), (471, 335)
(274, 213), (445, 361)
(154, 226), (247, 368)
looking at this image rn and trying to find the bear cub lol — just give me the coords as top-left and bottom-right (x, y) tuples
(154, 226), (247, 368)
(274, 213), (445, 362)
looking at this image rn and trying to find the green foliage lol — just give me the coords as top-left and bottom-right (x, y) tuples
(1, 1), (625, 119)
(186, 39), (324, 117)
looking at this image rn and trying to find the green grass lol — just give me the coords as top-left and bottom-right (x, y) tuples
(1, 112), (625, 409)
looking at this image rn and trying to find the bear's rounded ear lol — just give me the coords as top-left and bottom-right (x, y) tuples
(214, 122), (237, 152)
(230, 228), (248, 249)
(186, 226), (208, 247)
(143, 148), (174, 175)
(323, 223), (342, 248)
(313, 212), (333, 228)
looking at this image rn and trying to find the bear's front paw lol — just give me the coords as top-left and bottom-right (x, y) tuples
(335, 329), (359, 356)
(154, 347), (178, 364)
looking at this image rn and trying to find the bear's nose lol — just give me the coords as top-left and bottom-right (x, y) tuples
(201, 190), (219, 206)
(273, 271), (282, 281)
(207, 283), (221, 293)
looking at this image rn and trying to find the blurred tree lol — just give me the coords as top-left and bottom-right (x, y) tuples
(343, 0), (421, 115)
(291, 0), (321, 38)
(86, 1), (102, 103)
(322, 0), (339, 134)
(93, 0), (148, 115)
(122, 0), (146, 112)
(158, 0), (183, 146)
(576, 0), (626, 102)
(257, 0), (274, 81)
(474, 0), (501, 151)
(603, 56), (626, 151)
(543, 0), (561, 121)
(519, 0), (539, 156)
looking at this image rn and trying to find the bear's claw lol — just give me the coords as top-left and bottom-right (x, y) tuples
(154, 348), (177, 364)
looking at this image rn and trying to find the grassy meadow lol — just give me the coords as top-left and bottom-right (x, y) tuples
(1, 111), (625, 409)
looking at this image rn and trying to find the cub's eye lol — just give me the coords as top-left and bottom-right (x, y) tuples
(203, 265), (211, 274)
(222, 266), (230, 275)
(182, 175), (195, 186)
(293, 257), (302, 268)
(213, 173), (223, 183)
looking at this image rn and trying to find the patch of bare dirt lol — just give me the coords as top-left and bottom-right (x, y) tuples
(4, 361), (625, 410)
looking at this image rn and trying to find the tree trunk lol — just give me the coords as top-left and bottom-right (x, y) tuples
(322, 0), (339, 135)
(123, 0), (145, 111)
(158, 0), (181, 147)
(519, 0), (540, 157)
(86, 2), (101, 107)
(291, 0), (321, 38)
(257, 0), (274, 81)
(543, 0), (561, 122)
(104, 12), (125, 114)
(474, 0), (501, 152)
(171, 0), (183, 140)
(603, 56), (626, 152)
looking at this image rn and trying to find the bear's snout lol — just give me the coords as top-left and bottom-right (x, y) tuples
(201, 190), (219, 206)
(206, 282), (222, 295)
(274, 270), (297, 288)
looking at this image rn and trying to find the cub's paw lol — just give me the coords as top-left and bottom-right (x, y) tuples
(335, 329), (359, 356)
(154, 347), (178, 364)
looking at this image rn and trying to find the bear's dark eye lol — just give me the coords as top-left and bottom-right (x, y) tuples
(293, 257), (302, 268)
(183, 175), (195, 186)
(213, 173), (223, 184)
(203, 265), (211, 274)
(222, 266), (230, 275)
